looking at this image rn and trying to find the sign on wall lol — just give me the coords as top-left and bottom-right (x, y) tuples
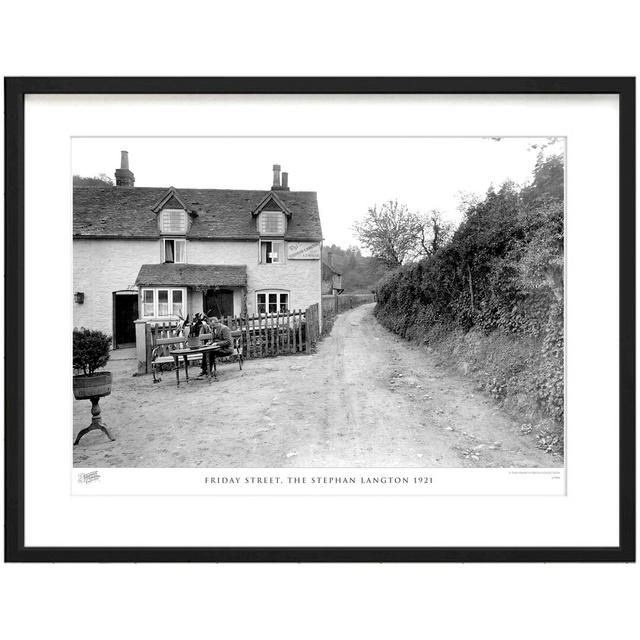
(287, 242), (321, 259)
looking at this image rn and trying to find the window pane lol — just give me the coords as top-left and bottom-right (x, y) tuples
(174, 240), (186, 263)
(158, 290), (169, 316)
(260, 211), (284, 235)
(279, 293), (289, 313)
(171, 290), (183, 316)
(268, 293), (277, 313)
(260, 241), (270, 263)
(261, 240), (283, 264)
(164, 239), (174, 262)
(257, 293), (266, 315)
(270, 241), (281, 263)
(143, 290), (154, 316)
(161, 210), (186, 234)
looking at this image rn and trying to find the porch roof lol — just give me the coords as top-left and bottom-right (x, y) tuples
(135, 264), (247, 289)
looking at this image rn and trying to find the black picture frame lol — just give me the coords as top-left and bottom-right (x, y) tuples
(4, 77), (635, 563)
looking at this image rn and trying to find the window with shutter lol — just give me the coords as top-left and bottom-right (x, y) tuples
(259, 211), (285, 235)
(160, 209), (187, 234)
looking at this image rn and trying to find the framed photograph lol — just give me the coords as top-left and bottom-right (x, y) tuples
(4, 77), (635, 562)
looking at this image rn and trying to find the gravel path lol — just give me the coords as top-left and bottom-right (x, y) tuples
(73, 303), (558, 468)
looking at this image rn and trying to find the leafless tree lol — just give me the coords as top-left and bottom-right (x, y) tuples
(354, 202), (455, 267)
(353, 200), (423, 268)
(415, 210), (454, 258)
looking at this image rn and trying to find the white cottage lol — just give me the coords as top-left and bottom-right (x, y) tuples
(73, 153), (324, 348)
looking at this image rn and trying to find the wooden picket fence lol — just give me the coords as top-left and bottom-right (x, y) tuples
(145, 305), (321, 370)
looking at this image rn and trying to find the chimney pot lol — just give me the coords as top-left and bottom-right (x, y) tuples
(281, 172), (289, 190)
(120, 150), (129, 170)
(272, 164), (281, 189)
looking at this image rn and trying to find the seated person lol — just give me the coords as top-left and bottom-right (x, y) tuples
(200, 315), (234, 376)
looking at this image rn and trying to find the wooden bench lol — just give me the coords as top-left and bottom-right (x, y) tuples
(151, 335), (201, 383)
(151, 330), (244, 383)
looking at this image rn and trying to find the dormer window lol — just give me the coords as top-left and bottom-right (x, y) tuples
(251, 190), (291, 237)
(259, 210), (286, 235)
(160, 209), (187, 234)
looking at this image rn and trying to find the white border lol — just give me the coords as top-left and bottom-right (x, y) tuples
(74, 468), (565, 496)
(24, 94), (619, 547)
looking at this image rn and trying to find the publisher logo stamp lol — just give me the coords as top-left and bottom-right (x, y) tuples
(78, 470), (101, 484)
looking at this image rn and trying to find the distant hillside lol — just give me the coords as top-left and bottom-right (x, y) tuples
(322, 245), (389, 294)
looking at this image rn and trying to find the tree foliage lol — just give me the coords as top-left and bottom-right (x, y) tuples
(323, 244), (388, 293)
(416, 210), (454, 258)
(375, 154), (565, 424)
(353, 200), (422, 268)
(353, 201), (454, 267)
(73, 173), (114, 187)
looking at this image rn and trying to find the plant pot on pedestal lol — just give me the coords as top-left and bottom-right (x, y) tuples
(73, 370), (112, 400)
(73, 327), (114, 445)
(73, 372), (115, 445)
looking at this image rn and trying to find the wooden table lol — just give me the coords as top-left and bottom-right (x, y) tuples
(171, 343), (223, 386)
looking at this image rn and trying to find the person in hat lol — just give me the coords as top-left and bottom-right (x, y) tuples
(199, 315), (234, 377)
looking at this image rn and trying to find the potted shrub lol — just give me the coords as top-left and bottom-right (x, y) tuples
(73, 328), (115, 444)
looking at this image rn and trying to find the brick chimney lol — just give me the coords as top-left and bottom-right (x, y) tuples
(115, 150), (135, 187)
(271, 164), (281, 189)
(271, 164), (290, 191)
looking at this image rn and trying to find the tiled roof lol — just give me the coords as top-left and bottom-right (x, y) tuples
(73, 187), (323, 240)
(135, 264), (247, 288)
(322, 260), (341, 276)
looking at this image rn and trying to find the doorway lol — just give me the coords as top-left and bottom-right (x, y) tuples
(204, 288), (234, 319)
(113, 292), (138, 348)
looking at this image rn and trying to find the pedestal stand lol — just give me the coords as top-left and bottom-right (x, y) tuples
(73, 396), (115, 445)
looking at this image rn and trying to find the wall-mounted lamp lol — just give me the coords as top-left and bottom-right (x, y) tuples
(74, 292), (85, 304)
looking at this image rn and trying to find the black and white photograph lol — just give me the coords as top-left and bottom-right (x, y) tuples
(2, 1), (637, 635)
(7, 77), (632, 563)
(72, 136), (565, 472)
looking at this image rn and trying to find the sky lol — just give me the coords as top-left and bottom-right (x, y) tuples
(73, 137), (563, 248)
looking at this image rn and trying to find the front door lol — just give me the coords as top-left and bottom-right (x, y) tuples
(113, 292), (138, 348)
(204, 289), (234, 319)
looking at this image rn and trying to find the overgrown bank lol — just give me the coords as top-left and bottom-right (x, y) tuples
(375, 154), (564, 456)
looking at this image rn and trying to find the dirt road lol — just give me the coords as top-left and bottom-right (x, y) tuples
(74, 304), (558, 468)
